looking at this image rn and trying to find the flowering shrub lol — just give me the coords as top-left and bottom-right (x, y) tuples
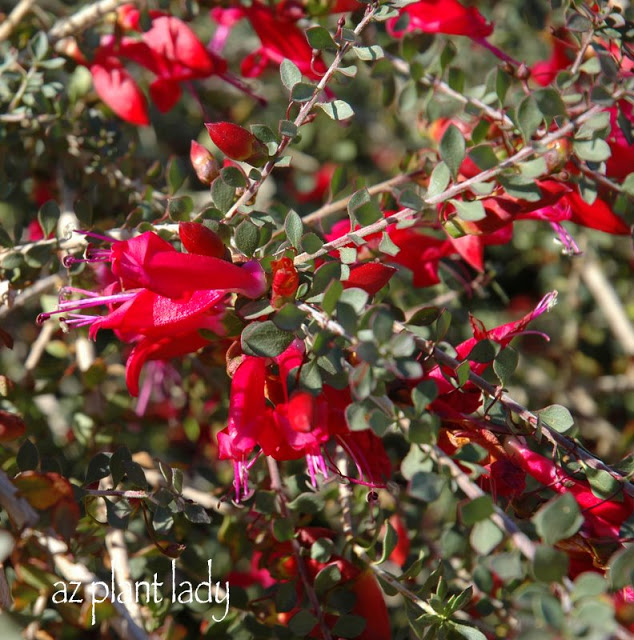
(0, 0), (633, 638)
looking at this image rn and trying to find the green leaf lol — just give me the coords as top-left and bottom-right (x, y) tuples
(122, 460), (148, 489)
(532, 492), (583, 544)
(493, 347), (518, 386)
(275, 581), (298, 612)
(311, 538), (334, 563)
(450, 199), (487, 222)
(291, 82), (316, 103)
(331, 615), (367, 638)
(211, 176), (235, 213)
(279, 119), (299, 138)
(532, 545), (569, 583)
(220, 166), (247, 188)
(234, 219), (259, 256)
(311, 262), (342, 296)
(535, 88), (567, 117)
(608, 545), (634, 589)
(439, 124), (466, 179)
(289, 610), (318, 636)
(538, 404), (574, 434)
(468, 145), (498, 170)
(306, 26), (335, 50)
(377, 519), (398, 564)
(585, 467), (622, 501)
(109, 446), (132, 487)
(461, 496), (494, 526)
(573, 138), (611, 162)
(496, 68), (511, 103)
(378, 232), (400, 256)
(168, 196), (194, 221)
(273, 518), (295, 542)
(287, 492), (324, 514)
(184, 503), (211, 524)
(319, 100), (355, 121)
(241, 321), (294, 357)
(17, 439), (40, 472)
(517, 95), (542, 141)
(353, 45), (384, 61)
(451, 622), (488, 640)
(85, 452), (111, 485)
(409, 472), (446, 503)
(273, 304), (306, 332)
(314, 564), (341, 595)
(37, 201), (59, 238)
(167, 157), (187, 194)
(470, 519), (503, 554)
(280, 58), (302, 90)
(302, 232), (323, 254)
(285, 210), (303, 249)
(427, 162), (451, 198)
(466, 339), (500, 363)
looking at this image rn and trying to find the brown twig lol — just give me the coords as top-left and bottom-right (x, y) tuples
(580, 255), (634, 356)
(387, 54), (515, 129)
(266, 457), (332, 640)
(223, 5), (378, 221)
(47, 0), (135, 42)
(0, 0), (37, 41)
(293, 104), (604, 265)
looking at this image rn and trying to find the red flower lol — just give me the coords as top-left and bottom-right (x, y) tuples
(65, 8), (229, 124)
(387, 0), (493, 39)
(216, 340), (391, 499)
(106, 230), (266, 299)
(271, 257), (300, 306)
(211, 2), (328, 80)
(531, 34), (575, 86)
(325, 214), (455, 288)
(504, 438), (634, 539)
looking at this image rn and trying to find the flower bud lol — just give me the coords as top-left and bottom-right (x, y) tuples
(205, 121), (268, 165)
(179, 221), (226, 258)
(271, 257), (300, 306)
(190, 140), (220, 185)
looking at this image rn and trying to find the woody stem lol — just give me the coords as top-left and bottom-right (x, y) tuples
(293, 103), (606, 265)
(223, 4), (379, 221)
(266, 457), (333, 640)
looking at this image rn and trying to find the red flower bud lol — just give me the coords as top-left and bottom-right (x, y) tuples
(190, 141), (219, 185)
(205, 121), (267, 165)
(271, 257), (300, 306)
(179, 222), (226, 259)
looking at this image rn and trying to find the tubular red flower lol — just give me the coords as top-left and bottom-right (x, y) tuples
(387, 0), (494, 39)
(108, 230), (266, 299)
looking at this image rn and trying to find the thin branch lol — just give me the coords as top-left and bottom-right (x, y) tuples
(0, 469), (39, 529)
(105, 529), (146, 632)
(302, 172), (421, 226)
(34, 532), (150, 640)
(293, 104), (604, 265)
(581, 256), (634, 356)
(266, 457), (332, 640)
(0, 274), (63, 319)
(387, 54), (515, 129)
(570, 31), (594, 76)
(298, 301), (634, 492)
(47, 0), (134, 42)
(223, 5), (378, 221)
(0, 0), (37, 41)
(425, 444), (536, 560)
